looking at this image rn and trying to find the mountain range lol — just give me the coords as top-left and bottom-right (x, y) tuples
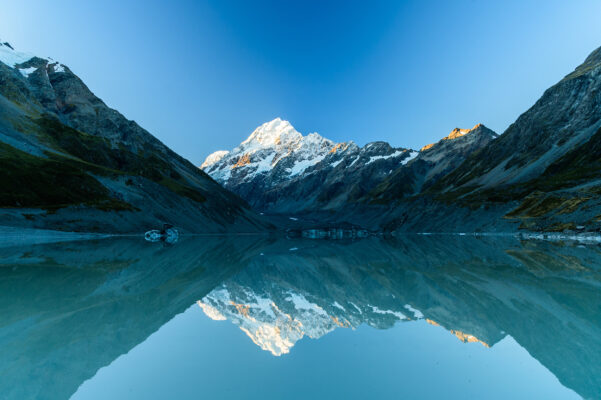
(202, 119), (497, 215)
(203, 45), (601, 233)
(1, 37), (601, 233)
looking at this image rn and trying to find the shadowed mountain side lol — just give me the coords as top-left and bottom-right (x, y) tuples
(0, 236), (269, 400)
(0, 42), (268, 233)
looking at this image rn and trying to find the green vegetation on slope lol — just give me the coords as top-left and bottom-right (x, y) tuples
(0, 141), (133, 211)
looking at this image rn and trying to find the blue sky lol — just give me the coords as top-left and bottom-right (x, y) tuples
(2, 0), (601, 164)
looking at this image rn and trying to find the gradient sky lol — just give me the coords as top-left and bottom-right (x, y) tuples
(2, 0), (601, 164)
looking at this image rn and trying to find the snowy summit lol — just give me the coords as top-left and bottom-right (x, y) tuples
(201, 118), (337, 183)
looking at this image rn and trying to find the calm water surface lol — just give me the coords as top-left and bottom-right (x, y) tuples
(0, 235), (599, 399)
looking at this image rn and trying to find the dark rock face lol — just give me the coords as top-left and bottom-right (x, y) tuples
(0, 41), (267, 233)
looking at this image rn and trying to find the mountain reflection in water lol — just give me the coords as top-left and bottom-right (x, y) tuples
(0, 235), (599, 399)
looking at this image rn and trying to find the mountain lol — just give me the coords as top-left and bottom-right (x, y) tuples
(203, 118), (423, 213)
(0, 40), (267, 233)
(368, 123), (498, 201)
(367, 44), (601, 233)
(418, 45), (601, 232)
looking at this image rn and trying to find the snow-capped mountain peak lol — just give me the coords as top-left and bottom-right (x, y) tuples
(200, 118), (338, 184)
(201, 150), (229, 169)
(240, 118), (303, 150)
(200, 119), (420, 212)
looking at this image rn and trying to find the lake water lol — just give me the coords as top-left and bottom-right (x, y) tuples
(0, 234), (599, 399)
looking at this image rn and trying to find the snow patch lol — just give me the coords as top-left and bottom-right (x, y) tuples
(18, 66), (37, 78)
(350, 302), (362, 314)
(348, 155), (361, 167)
(50, 62), (66, 73)
(0, 42), (35, 67)
(254, 152), (277, 174)
(366, 150), (404, 164)
(369, 305), (407, 320)
(288, 154), (326, 176)
(286, 293), (329, 317)
(401, 151), (419, 165)
(330, 159), (343, 168)
(404, 304), (424, 319)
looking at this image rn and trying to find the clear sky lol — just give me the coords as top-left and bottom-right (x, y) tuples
(2, 0), (601, 164)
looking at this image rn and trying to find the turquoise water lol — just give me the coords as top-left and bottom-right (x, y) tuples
(0, 235), (599, 399)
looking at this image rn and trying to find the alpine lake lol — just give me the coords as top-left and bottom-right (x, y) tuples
(1, 233), (599, 400)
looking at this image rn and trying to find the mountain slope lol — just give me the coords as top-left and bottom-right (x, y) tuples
(412, 45), (601, 232)
(0, 40), (267, 233)
(368, 124), (498, 202)
(436, 46), (601, 192)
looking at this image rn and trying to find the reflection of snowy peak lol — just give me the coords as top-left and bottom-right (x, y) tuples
(199, 285), (339, 356)
(198, 282), (424, 356)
